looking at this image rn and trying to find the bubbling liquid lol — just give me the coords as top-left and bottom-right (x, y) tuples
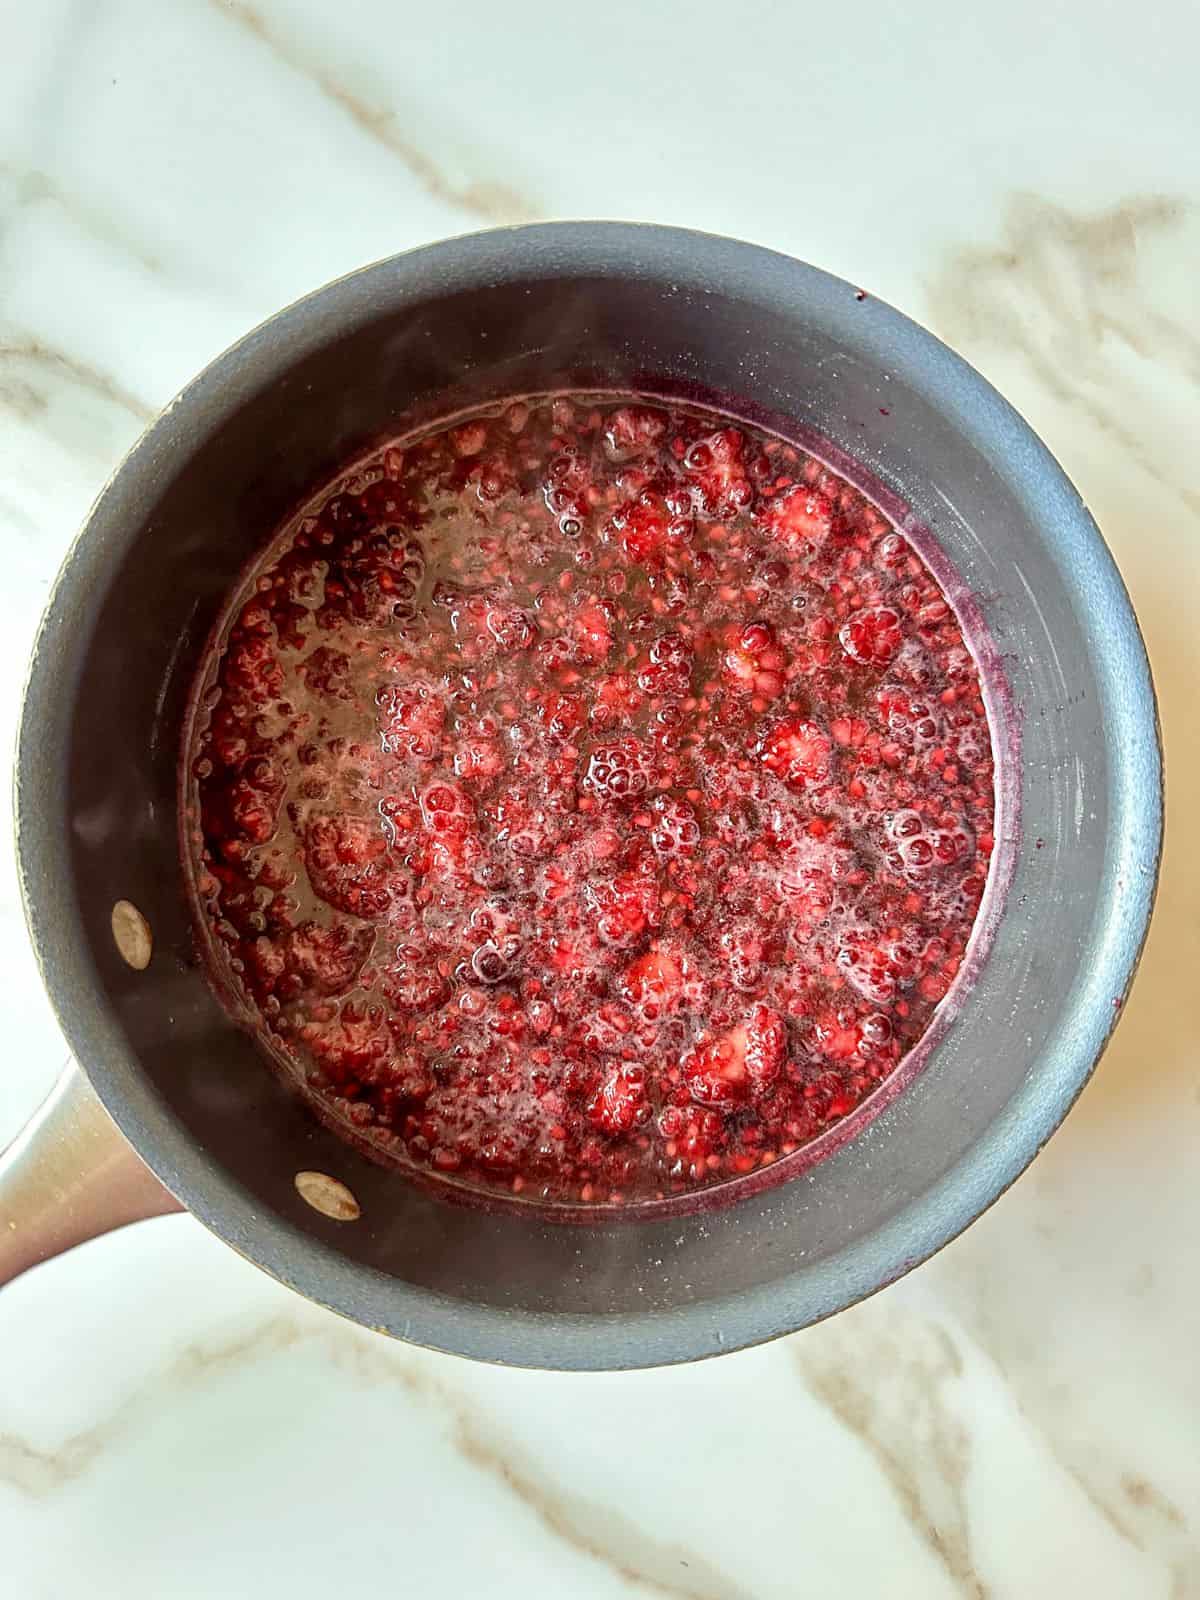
(184, 395), (996, 1205)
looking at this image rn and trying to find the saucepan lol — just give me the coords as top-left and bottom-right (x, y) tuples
(0, 224), (1162, 1368)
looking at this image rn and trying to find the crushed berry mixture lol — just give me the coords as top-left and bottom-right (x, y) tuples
(185, 395), (996, 1205)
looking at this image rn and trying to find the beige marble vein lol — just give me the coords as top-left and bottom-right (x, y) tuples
(0, 160), (169, 281)
(791, 1302), (1199, 1598)
(919, 192), (1200, 1600)
(213, 0), (540, 225)
(0, 1312), (748, 1600)
(792, 1318), (984, 1598)
(0, 1320), (303, 1497)
(927, 193), (1200, 517)
(451, 1414), (753, 1600)
(1060, 1464), (1195, 1600)
(983, 1328), (1197, 1599)
(0, 338), (154, 424)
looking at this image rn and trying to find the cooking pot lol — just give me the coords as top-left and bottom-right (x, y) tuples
(1, 223), (1162, 1368)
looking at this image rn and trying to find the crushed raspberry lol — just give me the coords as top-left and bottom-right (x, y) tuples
(760, 485), (835, 548)
(604, 405), (667, 459)
(187, 395), (996, 1206)
(723, 620), (785, 697)
(583, 738), (658, 804)
(587, 1067), (651, 1134)
(759, 717), (833, 788)
(744, 1003), (787, 1085)
(620, 948), (685, 1011)
(836, 927), (918, 1004)
(287, 920), (374, 996)
(683, 428), (753, 516)
(649, 795), (700, 858)
(682, 1026), (752, 1108)
(840, 605), (903, 667)
(587, 870), (659, 948)
(303, 813), (407, 919)
(606, 490), (690, 568)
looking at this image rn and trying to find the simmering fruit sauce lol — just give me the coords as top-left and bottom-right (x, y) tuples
(185, 396), (996, 1206)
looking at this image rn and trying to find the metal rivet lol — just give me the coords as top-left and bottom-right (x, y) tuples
(111, 900), (152, 970)
(294, 1171), (361, 1221)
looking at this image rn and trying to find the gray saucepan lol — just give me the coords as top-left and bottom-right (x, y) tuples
(1, 223), (1162, 1369)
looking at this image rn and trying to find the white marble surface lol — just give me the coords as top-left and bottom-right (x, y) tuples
(1, 2), (1197, 1594)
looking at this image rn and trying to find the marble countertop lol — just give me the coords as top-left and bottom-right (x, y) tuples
(1, 2), (1196, 1594)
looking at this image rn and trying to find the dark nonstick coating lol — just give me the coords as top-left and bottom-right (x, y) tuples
(15, 225), (1162, 1368)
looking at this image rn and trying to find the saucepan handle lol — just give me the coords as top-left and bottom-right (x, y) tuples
(0, 1063), (182, 1288)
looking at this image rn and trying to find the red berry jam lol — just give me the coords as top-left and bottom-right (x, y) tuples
(184, 396), (996, 1206)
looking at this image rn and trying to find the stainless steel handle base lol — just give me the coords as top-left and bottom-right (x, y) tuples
(0, 1063), (182, 1287)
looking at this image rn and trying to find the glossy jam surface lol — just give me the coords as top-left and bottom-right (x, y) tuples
(185, 396), (996, 1205)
